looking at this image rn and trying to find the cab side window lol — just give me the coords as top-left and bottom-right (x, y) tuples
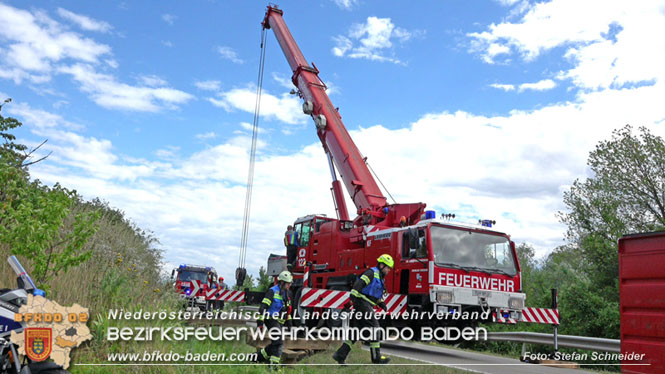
(298, 221), (312, 247)
(416, 229), (427, 258)
(402, 232), (409, 258)
(402, 229), (427, 258)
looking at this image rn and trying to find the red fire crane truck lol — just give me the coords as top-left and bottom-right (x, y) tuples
(259, 5), (525, 328)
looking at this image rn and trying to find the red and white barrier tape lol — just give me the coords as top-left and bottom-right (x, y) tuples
(205, 289), (245, 302)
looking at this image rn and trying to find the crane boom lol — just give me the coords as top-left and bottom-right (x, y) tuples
(250, 7), (524, 334)
(262, 6), (387, 216)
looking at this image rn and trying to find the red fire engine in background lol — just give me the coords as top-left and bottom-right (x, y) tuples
(171, 264), (216, 311)
(255, 5), (525, 327)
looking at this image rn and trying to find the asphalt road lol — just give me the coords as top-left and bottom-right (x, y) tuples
(379, 341), (602, 374)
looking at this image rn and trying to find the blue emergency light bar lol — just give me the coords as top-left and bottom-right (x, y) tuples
(479, 219), (497, 228)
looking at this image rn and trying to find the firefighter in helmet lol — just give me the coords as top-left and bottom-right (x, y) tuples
(256, 270), (293, 368)
(218, 276), (228, 290)
(217, 276), (228, 310)
(332, 254), (394, 365)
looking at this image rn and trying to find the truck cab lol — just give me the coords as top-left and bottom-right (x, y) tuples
(291, 214), (525, 325)
(401, 220), (525, 320)
(171, 264), (215, 310)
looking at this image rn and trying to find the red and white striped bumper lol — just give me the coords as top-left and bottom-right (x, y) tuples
(298, 287), (408, 315)
(494, 307), (559, 325)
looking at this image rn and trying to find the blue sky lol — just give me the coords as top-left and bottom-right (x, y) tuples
(2, 0), (665, 281)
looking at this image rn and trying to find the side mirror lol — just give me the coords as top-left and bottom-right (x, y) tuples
(171, 269), (175, 280)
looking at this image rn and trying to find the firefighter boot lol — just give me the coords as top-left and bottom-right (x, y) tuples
(269, 356), (281, 372)
(332, 340), (352, 365)
(256, 348), (269, 363)
(370, 343), (391, 364)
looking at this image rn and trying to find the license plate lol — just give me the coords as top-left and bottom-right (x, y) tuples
(472, 290), (490, 297)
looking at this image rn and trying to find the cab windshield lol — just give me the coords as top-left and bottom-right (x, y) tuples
(177, 271), (208, 282)
(430, 226), (517, 276)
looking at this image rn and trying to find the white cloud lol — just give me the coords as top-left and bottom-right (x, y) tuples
(105, 59), (118, 68)
(271, 73), (293, 90)
(138, 74), (168, 87)
(518, 79), (556, 92)
(52, 100), (69, 109)
(468, 0), (665, 90)
(332, 0), (358, 10)
(60, 63), (194, 112)
(483, 43), (511, 63)
(495, 0), (520, 6)
(161, 40), (173, 48)
(332, 36), (352, 57)
(195, 132), (217, 140)
(0, 3), (111, 83)
(332, 17), (418, 64)
(217, 46), (244, 64)
(8, 101), (82, 130)
(0, 4), (193, 112)
(57, 8), (112, 33)
(195, 80), (221, 91)
(155, 145), (180, 159)
(239, 122), (267, 134)
(489, 83), (515, 91)
(208, 85), (307, 125)
(490, 79), (557, 92)
(161, 14), (176, 25)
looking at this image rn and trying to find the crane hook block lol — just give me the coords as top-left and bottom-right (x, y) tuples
(314, 114), (327, 129)
(303, 101), (314, 115)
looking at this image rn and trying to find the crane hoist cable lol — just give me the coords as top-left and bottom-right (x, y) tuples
(236, 27), (267, 288)
(366, 160), (397, 205)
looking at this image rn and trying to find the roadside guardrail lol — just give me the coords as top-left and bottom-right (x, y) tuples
(486, 331), (620, 353)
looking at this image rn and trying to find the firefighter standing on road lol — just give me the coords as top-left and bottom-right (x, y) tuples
(332, 254), (394, 365)
(256, 270), (293, 368)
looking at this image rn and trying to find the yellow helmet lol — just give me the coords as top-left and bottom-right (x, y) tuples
(278, 270), (293, 283)
(377, 254), (394, 268)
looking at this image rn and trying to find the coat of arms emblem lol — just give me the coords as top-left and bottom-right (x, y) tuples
(25, 328), (52, 361)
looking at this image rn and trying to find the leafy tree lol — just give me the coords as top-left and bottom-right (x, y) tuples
(0, 106), (100, 288)
(1, 99), (27, 164)
(1, 99), (50, 168)
(256, 266), (272, 291)
(559, 125), (665, 299)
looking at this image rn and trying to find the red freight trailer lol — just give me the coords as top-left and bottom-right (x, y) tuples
(619, 232), (665, 373)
